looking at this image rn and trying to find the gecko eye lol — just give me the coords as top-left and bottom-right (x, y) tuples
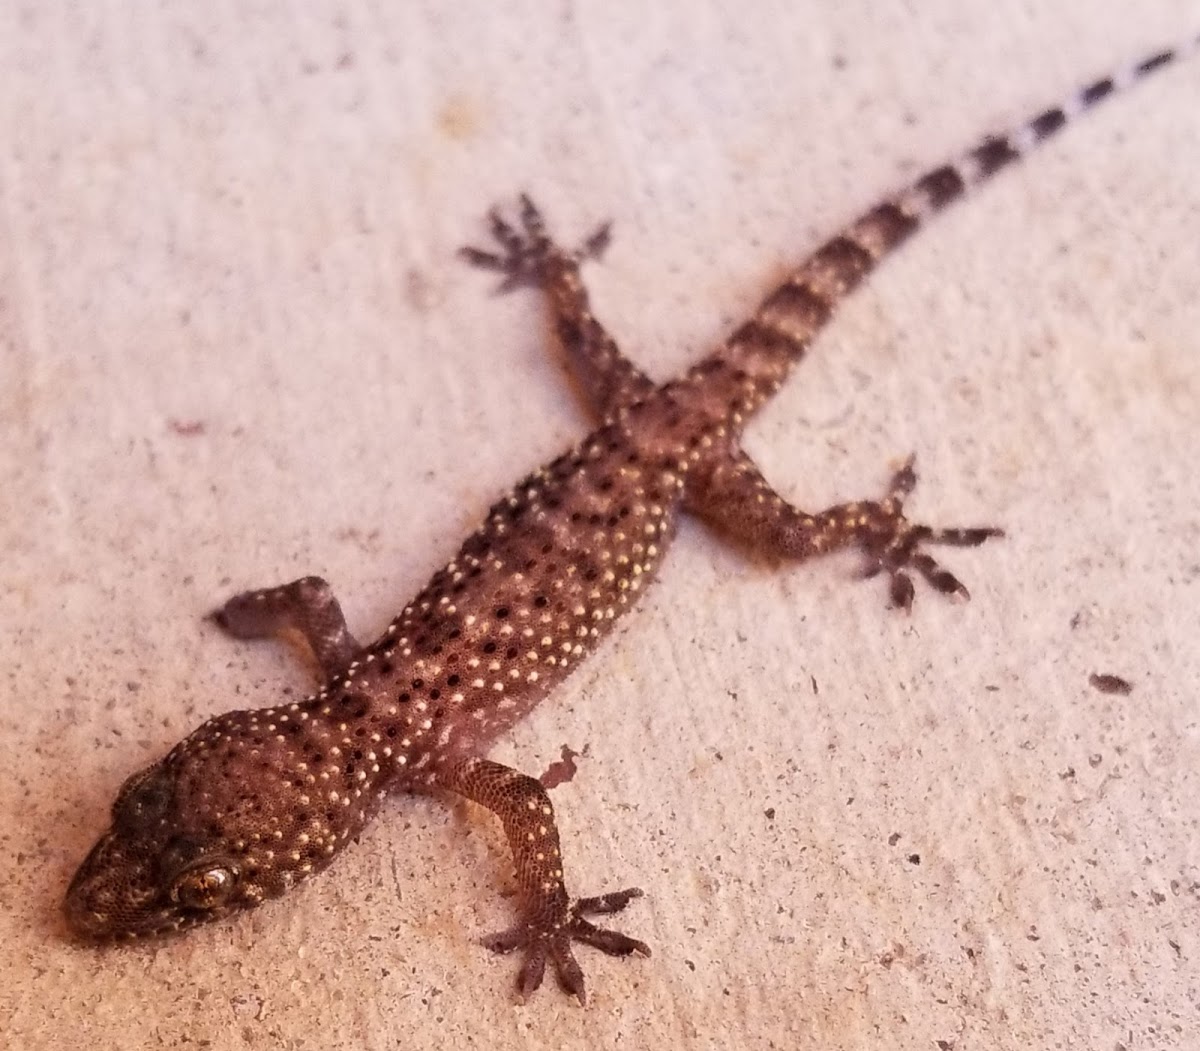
(170, 863), (239, 910)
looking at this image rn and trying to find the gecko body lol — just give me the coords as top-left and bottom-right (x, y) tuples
(66, 41), (1194, 1003)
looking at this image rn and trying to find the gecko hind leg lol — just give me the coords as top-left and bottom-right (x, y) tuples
(689, 452), (1003, 612)
(210, 575), (360, 679)
(461, 195), (657, 419)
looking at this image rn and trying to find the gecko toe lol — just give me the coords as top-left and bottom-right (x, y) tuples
(888, 570), (916, 611)
(575, 885), (643, 915)
(570, 916), (652, 957)
(928, 525), (1005, 547)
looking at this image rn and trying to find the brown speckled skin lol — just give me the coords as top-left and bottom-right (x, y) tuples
(66, 44), (1189, 1004)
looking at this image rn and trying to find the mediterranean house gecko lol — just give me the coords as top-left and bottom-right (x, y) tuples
(65, 40), (1193, 1004)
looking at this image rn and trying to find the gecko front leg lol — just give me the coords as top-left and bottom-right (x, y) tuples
(433, 756), (649, 1005)
(461, 195), (657, 420)
(210, 575), (361, 679)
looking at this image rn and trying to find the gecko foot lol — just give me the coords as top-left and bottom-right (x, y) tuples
(859, 456), (1004, 612)
(482, 887), (650, 1006)
(459, 194), (611, 293)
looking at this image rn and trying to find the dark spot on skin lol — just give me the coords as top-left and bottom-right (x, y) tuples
(1081, 77), (1114, 107)
(972, 136), (1019, 177)
(859, 202), (918, 248)
(447, 674), (460, 686)
(1030, 107), (1066, 141)
(483, 641), (497, 654)
(811, 236), (873, 283)
(916, 164), (965, 208)
(495, 607), (509, 619)
(429, 688), (441, 700)
(730, 318), (798, 360)
(1136, 50), (1173, 75)
(398, 692), (410, 703)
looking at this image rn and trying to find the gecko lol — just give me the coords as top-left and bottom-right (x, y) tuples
(65, 39), (1194, 1004)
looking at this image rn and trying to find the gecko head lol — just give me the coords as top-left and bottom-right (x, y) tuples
(65, 712), (333, 941)
(65, 757), (251, 940)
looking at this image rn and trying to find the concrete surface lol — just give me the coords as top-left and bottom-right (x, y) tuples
(2, 2), (1198, 1049)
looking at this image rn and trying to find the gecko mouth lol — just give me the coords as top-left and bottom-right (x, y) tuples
(64, 830), (183, 940)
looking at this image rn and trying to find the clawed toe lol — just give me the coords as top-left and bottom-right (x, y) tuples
(576, 886), (643, 915)
(927, 525), (1005, 546)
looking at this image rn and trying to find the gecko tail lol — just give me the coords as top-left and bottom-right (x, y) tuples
(684, 32), (1199, 425)
(897, 34), (1198, 221)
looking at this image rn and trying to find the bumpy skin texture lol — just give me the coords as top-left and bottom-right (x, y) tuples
(66, 43), (1190, 1004)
